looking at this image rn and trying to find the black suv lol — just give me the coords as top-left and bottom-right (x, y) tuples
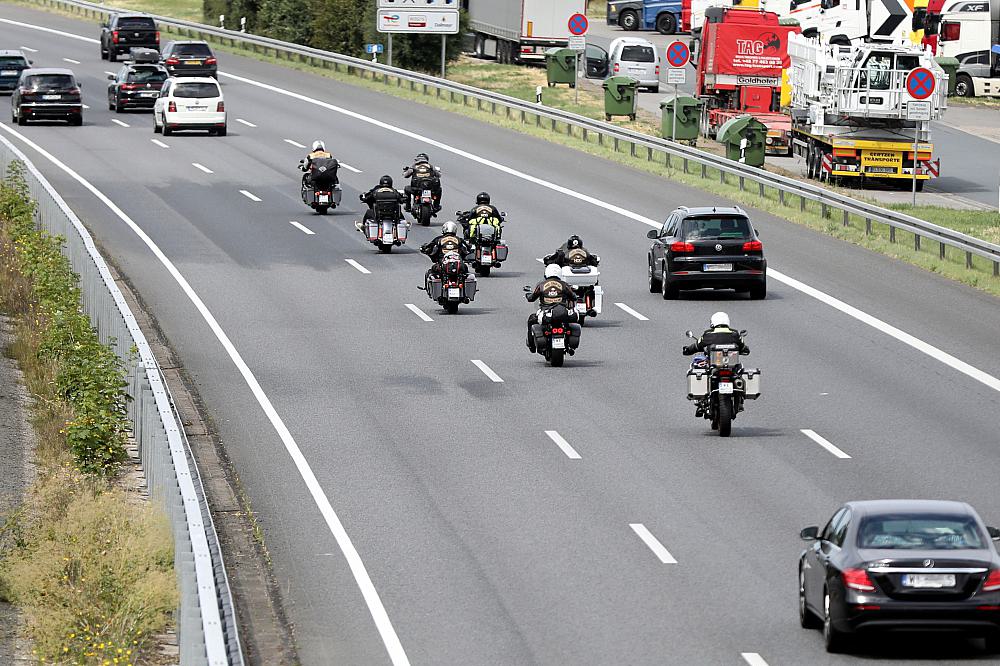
(160, 41), (218, 78)
(100, 14), (159, 62)
(107, 53), (168, 111)
(0, 50), (32, 93)
(11, 68), (83, 125)
(647, 206), (766, 299)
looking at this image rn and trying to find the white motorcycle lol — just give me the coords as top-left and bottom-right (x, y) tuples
(560, 265), (603, 326)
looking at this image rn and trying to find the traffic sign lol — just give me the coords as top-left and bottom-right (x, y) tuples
(568, 35), (586, 51)
(568, 13), (589, 36)
(905, 67), (935, 100)
(365, 43), (384, 54)
(666, 40), (690, 68)
(377, 9), (459, 33)
(379, 0), (456, 6)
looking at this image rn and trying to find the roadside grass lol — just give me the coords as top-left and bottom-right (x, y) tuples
(948, 96), (1000, 109)
(99, 0), (202, 22)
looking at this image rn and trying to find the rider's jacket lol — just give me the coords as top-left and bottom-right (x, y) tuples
(421, 234), (472, 264)
(526, 278), (576, 307)
(404, 161), (440, 181)
(545, 245), (599, 267)
(683, 326), (750, 355)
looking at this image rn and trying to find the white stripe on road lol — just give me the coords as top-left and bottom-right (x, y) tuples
(20, 46), (38, 53)
(345, 259), (371, 274)
(284, 138), (306, 148)
(289, 221), (314, 235)
(239, 189), (261, 202)
(192, 162), (213, 174)
(151, 139), (169, 148)
(801, 429), (851, 459)
(104, 70), (116, 76)
(339, 162), (362, 173)
(404, 303), (433, 322)
(62, 57), (80, 64)
(81, 104), (89, 109)
(236, 118), (256, 127)
(534, 257), (543, 263)
(629, 523), (678, 564)
(0, 122), (412, 666)
(545, 430), (581, 459)
(615, 302), (648, 321)
(471, 359), (504, 383)
(0, 18), (98, 44)
(741, 654), (770, 666)
(110, 118), (129, 128)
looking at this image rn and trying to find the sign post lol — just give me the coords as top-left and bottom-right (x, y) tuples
(665, 40), (690, 142)
(905, 68), (935, 206)
(568, 13), (589, 106)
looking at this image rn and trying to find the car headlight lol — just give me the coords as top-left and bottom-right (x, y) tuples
(765, 137), (774, 145)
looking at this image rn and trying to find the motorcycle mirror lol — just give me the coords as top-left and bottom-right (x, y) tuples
(523, 286), (531, 292)
(685, 330), (695, 338)
(417, 286), (426, 291)
(501, 211), (506, 217)
(107, 73), (115, 80)
(740, 329), (748, 337)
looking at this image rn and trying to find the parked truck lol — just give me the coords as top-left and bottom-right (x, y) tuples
(761, 0), (915, 45)
(937, 0), (1000, 96)
(607, 0), (685, 33)
(465, 0), (585, 64)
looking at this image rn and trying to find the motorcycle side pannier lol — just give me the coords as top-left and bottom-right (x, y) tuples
(687, 369), (709, 398)
(365, 221), (380, 242)
(463, 274), (478, 300)
(741, 368), (761, 399)
(426, 276), (443, 301)
(494, 243), (509, 262)
(567, 323), (582, 349)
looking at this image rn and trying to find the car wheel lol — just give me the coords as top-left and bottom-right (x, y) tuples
(153, 113), (162, 133)
(161, 117), (172, 136)
(649, 85), (660, 94)
(749, 281), (766, 300)
(216, 125), (227, 137)
(656, 13), (677, 35)
(70, 116), (82, 127)
(660, 262), (678, 300)
(619, 9), (639, 30)
(984, 634), (1000, 654)
(823, 589), (852, 653)
(648, 259), (661, 293)
(16, 108), (26, 126)
(799, 567), (821, 629)
(108, 49), (117, 63)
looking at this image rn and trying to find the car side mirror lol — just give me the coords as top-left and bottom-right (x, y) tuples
(28, 60), (33, 65)
(684, 330), (695, 339)
(987, 526), (1000, 541)
(800, 526), (819, 541)
(647, 229), (659, 239)
(107, 74), (115, 80)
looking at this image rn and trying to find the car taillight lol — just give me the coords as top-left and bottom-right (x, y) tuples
(67, 88), (80, 96)
(216, 100), (225, 112)
(206, 57), (217, 65)
(742, 240), (763, 251)
(112, 30), (119, 43)
(613, 62), (620, 73)
(941, 21), (960, 41)
(165, 57), (179, 65)
(168, 101), (176, 112)
(670, 241), (695, 253)
(655, 65), (660, 76)
(155, 31), (160, 43)
(983, 569), (1000, 592)
(843, 568), (876, 592)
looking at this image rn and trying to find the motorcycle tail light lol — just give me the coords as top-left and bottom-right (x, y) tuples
(843, 568), (876, 592)
(670, 241), (695, 253)
(983, 569), (1000, 592)
(552, 328), (564, 334)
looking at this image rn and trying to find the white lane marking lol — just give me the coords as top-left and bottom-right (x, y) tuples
(284, 138), (306, 148)
(404, 303), (433, 322)
(741, 654), (770, 666)
(345, 259), (371, 274)
(104, 70), (116, 76)
(0, 18), (99, 44)
(339, 162), (362, 173)
(82, 104), (89, 109)
(471, 359), (504, 383)
(289, 220), (314, 235)
(62, 57), (80, 64)
(801, 429), (851, 459)
(110, 118), (129, 128)
(615, 302), (648, 321)
(239, 189), (262, 202)
(535, 257), (543, 263)
(151, 139), (169, 149)
(192, 162), (213, 174)
(545, 430), (581, 459)
(20, 46), (39, 53)
(235, 118), (256, 127)
(0, 122), (412, 666)
(629, 523), (678, 564)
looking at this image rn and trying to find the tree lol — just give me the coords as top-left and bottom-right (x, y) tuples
(309, 0), (371, 58)
(257, 0), (312, 44)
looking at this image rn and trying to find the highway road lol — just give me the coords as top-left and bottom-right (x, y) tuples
(2, 5), (1000, 665)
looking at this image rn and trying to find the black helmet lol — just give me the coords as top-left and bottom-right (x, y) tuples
(379, 175), (393, 187)
(476, 192), (491, 205)
(414, 153), (429, 163)
(567, 235), (583, 249)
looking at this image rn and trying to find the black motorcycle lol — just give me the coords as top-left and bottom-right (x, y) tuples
(299, 157), (341, 215)
(409, 175), (439, 227)
(423, 252), (477, 314)
(459, 210), (509, 277)
(684, 331), (761, 437)
(525, 299), (582, 367)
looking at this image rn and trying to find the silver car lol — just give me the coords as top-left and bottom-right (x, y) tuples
(608, 37), (660, 92)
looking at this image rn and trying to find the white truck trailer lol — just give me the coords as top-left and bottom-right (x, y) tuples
(464, 0), (586, 64)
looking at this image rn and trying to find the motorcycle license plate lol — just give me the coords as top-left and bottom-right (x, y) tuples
(422, 189), (432, 197)
(575, 304), (587, 314)
(902, 574), (955, 588)
(448, 288), (460, 298)
(551, 337), (566, 349)
(703, 263), (733, 272)
(317, 194), (330, 203)
(383, 234), (394, 242)
(718, 382), (734, 394)
(481, 254), (491, 265)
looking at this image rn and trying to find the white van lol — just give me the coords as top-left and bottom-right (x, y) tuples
(608, 37), (661, 92)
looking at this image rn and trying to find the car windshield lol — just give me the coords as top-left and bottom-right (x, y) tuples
(858, 514), (986, 550)
(173, 44), (212, 57)
(681, 216), (752, 240)
(23, 74), (75, 91)
(127, 68), (167, 83)
(621, 45), (655, 63)
(0, 57), (28, 68)
(173, 82), (220, 98)
(118, 17), (156, 29)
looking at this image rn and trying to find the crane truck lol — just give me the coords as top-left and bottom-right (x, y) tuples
(464, 0), (585, 64)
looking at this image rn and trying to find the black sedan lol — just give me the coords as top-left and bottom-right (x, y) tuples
(107, 62), (167, 111)
(799, 500), (1000, 654)
(647, 205), (766, 300)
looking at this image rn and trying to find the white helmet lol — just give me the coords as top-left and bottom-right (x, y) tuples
(441, 220), (461, 237)
(544, 264), (561, 279)
(312, 140), (325, 151)
(710, 312), (730, 328)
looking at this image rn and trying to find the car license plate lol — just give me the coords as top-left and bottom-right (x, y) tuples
(703, 263), (733, 272)
(1, 70), (18, 76)
(140, 91), (158, 97)
(188, 106), (207, 111)
(448, 287), (460, 298)
(718, 382), (734, 394)
(552, 337), (566, 349)
(902, 573), (955, 588)
(42, 94), (60, 100)
(185, 60), (201, 65)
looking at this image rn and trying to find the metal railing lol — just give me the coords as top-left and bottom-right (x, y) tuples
(32, 0), (1000, 274)
(0, 134), (242, 665)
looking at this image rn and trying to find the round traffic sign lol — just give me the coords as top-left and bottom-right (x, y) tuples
(568, 13), (589, 36)
(905, 67), (935, 100)
(666, 40), (690, 68)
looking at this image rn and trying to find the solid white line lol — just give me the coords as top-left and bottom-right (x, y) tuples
(20, 46), (39, 53)
(104, 70), (116, 76)
(741, 654), (770, 666)
(192, 162), (213, 174)
(545, 430), (581, 459)
(289, 220), (314, 235)
(284, 138), (306, 148)
(471, 359), (504, 383)
(339, 162), (362, 173)
(404, 303), (433, 322)
(0, 18), (99, 44)
(151, 139), (169, 149)
(239, 189), (261, 202)
(801, 429), (851, 459)
(534, 257), (543, 263)
(629, 523), (678, 564)
(82, 104), (89, 110)
(110, 118), (129, 128)
(345, 259), (371, 274)
(62, 57), (80, 64)
(0, 122), (411, 666)
(615, 302), (649, 321)
(236, 118), (256, 127)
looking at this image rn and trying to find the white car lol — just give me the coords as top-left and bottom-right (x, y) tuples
(608, 37), (661, 92)
(153, 76), (226, 136)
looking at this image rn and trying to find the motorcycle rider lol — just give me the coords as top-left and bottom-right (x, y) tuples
(682, 312), (750, 357)
(300, 140), (334, 189)
(544, 235), (600, 268)
(420, 220), (472, 281)
(525, 264), (578, 353)
(459, 191), (503, 239)
(357, 175), (405, 231)
(403, 152), (442, 213)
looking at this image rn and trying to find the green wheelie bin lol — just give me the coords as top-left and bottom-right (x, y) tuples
(545, 48), (578, 88)
(717, 115), (767, 167)
(659, 95), (701, 141)
(603, 75), (639, 121)
(934, 56), (959, 96)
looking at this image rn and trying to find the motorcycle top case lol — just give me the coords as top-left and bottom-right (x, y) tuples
(560, 266), (600, 287)
(741, 368), (761, 399)
(687, 368), (709, 399)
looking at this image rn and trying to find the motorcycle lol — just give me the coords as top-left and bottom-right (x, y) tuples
(359, 193), (409, 254)
(559, 265), (603, 326)
(524, 296), (582, 367)
(684, 330), (761, 437)
(460, 211), (509, 277)
(299, 158), (341, 215)
(422, 251), (477, 314)
(410, 176), (439, 227)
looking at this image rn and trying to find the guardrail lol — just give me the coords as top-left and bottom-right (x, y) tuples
(0, 134), (242, 665)
(31, 0), (1000, 275)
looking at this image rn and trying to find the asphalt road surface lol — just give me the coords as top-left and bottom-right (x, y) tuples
(2, 5), (1000, 665)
